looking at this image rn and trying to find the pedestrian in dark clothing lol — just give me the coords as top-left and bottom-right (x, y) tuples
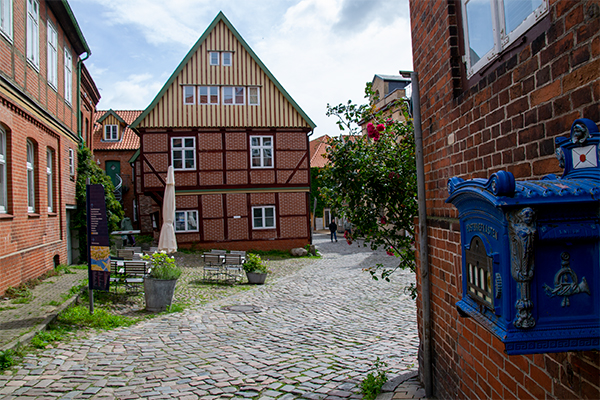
(329, 220), (338, 242)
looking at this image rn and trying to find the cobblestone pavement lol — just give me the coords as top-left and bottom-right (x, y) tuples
(0, 233), (420, 399)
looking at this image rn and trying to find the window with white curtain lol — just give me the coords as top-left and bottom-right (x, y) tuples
(175, 210), (198, 232)
(47, 22), (57, 89)
(0, 0), (13, 41)
(248, 87), (260, 106)
(64, 47), (72, 104)
(46, 149), (53, 213)
(461, 0), (548, 78)
(0, 127), (6, 213)
(27, 139), (35, 213)
(250, 136), (273, 168)
(26, 0), (39, 67)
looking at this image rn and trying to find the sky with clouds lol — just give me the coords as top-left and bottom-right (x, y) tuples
(69, 0), (413, 138)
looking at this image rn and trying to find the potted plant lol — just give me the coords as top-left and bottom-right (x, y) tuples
(142, 251), (182, 312)
(243, 253), (270, 284)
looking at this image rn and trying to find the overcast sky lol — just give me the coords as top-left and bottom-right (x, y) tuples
(69, 0), (413, 138)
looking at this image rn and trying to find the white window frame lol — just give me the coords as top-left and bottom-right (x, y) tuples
(64, 47), (73, 105)
(183, 85), (195, 105)
(175, 210), (198, 232)
(209, 51), (219, 65)
(0, 0), (13, 41)
(222, 52), (232, 66)
(68, 148), (75, 176)
(46, 148), (53, 213)
(248, 87), (260, 106)
(26, 0), (39, 68)
(223, 86), (245, 105)
(461, 0), (548, 79)
(26, 139), (35, 213)
(104, 124), (118, 141)
(252, 206), (276, 230)
(250, 135), (273, 169)
(198, 86), (219, 104)
(0, 127), (6, 213)
(47, 21), (57, 89)
(171, 137), (196, 170)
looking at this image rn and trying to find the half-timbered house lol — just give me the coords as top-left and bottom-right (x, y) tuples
(131, 12), (315, 251)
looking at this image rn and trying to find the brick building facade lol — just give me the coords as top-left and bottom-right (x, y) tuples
(0, 0), (98, 294)
(131, 12), (315, 252)
(409, 0), (599, 398)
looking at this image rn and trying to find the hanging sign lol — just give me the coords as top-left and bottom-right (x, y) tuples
(87, 184), (111, 291)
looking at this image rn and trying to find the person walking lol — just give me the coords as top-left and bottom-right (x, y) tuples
(328, 220), (338, 242)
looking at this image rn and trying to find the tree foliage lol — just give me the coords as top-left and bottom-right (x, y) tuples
(73, 146), (123, 263)
(321, 85), (418, 281)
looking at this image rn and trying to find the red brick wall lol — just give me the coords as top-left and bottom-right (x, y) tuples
(410, 0), (599, 398)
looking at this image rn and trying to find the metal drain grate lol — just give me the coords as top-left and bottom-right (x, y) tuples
(220, 305), (262, 313)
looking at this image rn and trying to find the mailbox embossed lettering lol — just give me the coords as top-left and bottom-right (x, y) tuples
(509, 208), (536, 329)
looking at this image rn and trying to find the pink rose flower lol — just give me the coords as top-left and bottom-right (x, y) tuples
(367, 123), (375, 138)
(373, 132), (380, 141)
(377, 124), (385, 132)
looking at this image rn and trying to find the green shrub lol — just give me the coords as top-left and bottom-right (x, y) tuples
(143, 252), (182, 280)
(31, 329), (66, 349)
(57, 305), (138, 330)
(0, 350), (14, 370)
(243, 253), (270, 274)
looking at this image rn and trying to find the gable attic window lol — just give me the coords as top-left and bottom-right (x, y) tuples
(0, 0), (13, 41)
(223, 87), (245, 105)
(209, 52), (219, 65)
(461, 0), (548, 78)
(248, 87), (260, 105)
(104, 125), (118, 141)
(199, 86), (219, 104)
(183, 86), (195, 105)
(222, 52), (232, 66)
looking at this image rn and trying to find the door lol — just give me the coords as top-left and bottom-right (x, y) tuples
(105, 161), (120, 187)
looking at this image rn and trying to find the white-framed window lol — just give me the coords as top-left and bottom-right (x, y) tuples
(0, 127), (6, 213)
(462, 0), (548, 78)
(104, 125), (118, 141)
(248, 87), (260, 106)
(26, 0), (39, 68)
(199, 86), (219, 104)
(250, 136), (273, 168)
(0, 0), (13, 41)
(175, 210), (198, 232)
(223, 86), (245, 105)
(68, 148), (75, 176)
(64, 47), (72, 105)
(209, 51), (219, 65)
(46, 148), (53, 213)
(171, 137), (196, 170)
(26, 139), (35, 213)
(183, 85), (195, 105)
(252, 206), (275, 229)
(222, 52), (232, 66)
(47, 21), (57, 89)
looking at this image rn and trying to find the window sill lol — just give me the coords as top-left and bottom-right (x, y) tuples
(28, 213), (40, 218)
(48, 212), (58, 217)
(0, 213), (14, 220)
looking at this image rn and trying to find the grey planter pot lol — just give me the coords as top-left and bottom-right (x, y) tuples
(144, 278), (177, 312)
(246, 272), (268, 284)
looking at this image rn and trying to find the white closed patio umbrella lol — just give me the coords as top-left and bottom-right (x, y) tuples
(158, 165), (177, 254)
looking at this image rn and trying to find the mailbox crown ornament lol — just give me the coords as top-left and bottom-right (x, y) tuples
(447, 119), (599, 355)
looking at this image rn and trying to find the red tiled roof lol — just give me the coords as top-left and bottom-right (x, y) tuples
(309, 135), (331, 168)
(92, 110), (143, 151)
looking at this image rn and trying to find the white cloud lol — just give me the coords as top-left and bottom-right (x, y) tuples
(97, 74), (163, 110)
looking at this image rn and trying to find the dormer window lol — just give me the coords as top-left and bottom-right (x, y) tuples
(104, 125), (118, 141)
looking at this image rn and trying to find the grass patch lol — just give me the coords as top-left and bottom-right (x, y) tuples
(0, 306), (17, 311)
(0, 349), (15, 370)
(46, 300), (62, 307)
(57, 305), (140, 330)
(31, 328), (68, 349)
(165, 303), (185, 313)
(360, 358), (388, 400)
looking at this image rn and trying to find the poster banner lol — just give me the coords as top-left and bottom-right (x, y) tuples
(87, 184), (111, 291)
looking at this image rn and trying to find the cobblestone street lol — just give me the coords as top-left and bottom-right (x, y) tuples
(0, 233), (419, 399)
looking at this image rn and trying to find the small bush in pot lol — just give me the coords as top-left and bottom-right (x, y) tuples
(243, 253), (269, 284)
(142, 251), (182, 312)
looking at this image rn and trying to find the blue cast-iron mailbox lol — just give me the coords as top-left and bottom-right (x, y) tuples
(446, 119), (599, 355)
